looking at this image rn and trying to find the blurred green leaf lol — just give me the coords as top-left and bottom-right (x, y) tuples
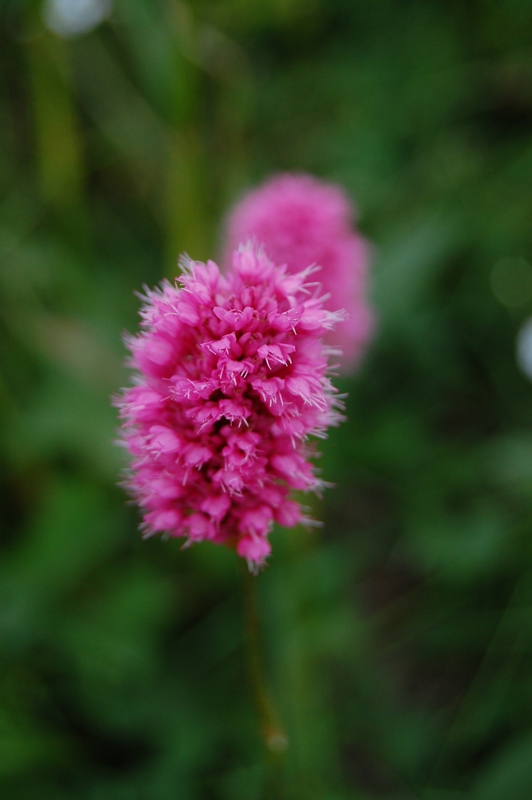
(472, 735), (532, 800)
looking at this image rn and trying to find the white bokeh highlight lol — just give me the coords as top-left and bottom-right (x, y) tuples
(43, 0), (112, 38)
(516, 318), (532, 380)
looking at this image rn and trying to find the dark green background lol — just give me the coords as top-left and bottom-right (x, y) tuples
(1, 1), (532, 797)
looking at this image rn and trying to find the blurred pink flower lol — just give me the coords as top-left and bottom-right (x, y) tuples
(116, 245), (344, 568)
(223, 173), (374, 371)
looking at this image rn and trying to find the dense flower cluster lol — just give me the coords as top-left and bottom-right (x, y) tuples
(223, 173), (374, 371)
(117, 245), (345, 567)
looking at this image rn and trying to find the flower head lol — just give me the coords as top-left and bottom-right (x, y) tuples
(223, 173), (374, 371)
(116, 245), (344, 568)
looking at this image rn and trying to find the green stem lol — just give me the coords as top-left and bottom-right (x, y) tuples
(241, 560), (288, 756)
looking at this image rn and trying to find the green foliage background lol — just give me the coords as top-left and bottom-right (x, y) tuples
(1, 0), (532, 797)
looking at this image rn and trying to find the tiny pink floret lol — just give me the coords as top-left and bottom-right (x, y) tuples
(223, 173), (374, 371)
(116, 246), (345, 568)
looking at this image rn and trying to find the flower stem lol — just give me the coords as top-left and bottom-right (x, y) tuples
(241, 560), (288, 757)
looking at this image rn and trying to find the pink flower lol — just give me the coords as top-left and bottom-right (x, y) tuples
(116, 245), (345, 569)
(222, 173), (374, 371)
